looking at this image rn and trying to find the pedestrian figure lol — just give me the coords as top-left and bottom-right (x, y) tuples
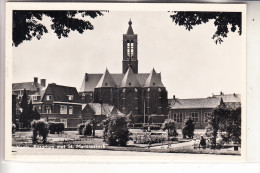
(167, 143), (171, 149)
(199, 136), (206, 149)
(148, 140), (151, 149)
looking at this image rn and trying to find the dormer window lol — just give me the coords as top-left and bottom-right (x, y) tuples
(105, 83), (108, 86)
(153, 82), (155, 86)
(67, 95), (74, 101)
(46, 95), (52, 101)
(32, 95), (38, 101)
(129, 82), (131, 86)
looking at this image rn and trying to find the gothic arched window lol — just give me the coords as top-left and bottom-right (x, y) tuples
(127, 40), (134, 58)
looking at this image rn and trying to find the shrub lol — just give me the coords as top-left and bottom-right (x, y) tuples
(31, 120), (49, 144)
(12, 124), (16, 134)
(82, 122), (92, 136)
(48, 122), (65, 134)
(182, 117), (195, 139)
(161, 119), (178, 137)
(78, 122), (92, 136)
(78, 123), (85, 135)
(103, 115), (130, 146)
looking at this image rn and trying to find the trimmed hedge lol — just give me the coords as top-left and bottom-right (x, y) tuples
(48, 122), (65, 134)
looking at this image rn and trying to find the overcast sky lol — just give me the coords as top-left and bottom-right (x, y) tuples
(12, 11), (242, 99)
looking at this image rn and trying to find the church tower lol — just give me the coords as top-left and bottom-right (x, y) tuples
(123, 19), (138, 74)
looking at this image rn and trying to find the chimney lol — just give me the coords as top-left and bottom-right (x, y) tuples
(220, 91), (224, 95)
(34, 77), (38, 83)
(173, 95), (175, 100)
(233, 93), (236, 96)
(85, 73), (88, 82)
(41, 79), (46, 87)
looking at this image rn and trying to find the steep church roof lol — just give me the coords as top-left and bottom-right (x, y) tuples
(144, 68), (164, 87)
(120, 67), (141, 87)
(96, 69), (117, 88)
(126, 19), (134, 35)
(79, 73), (154, 92)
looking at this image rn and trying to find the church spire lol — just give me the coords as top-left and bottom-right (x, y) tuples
(126, 19), (134, 35)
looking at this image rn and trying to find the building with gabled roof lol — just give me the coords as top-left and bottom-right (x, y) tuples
(38, 83), (83, 129)
(169, 92), (241, 129)
(12, 77), (46, 103)
(82, 103), (123, 123)
(79, 20), (169, 122)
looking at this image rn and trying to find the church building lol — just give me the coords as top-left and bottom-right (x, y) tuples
(79, 20), (168, 121)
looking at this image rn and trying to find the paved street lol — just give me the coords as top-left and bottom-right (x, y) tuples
(12, 147), (240, 159)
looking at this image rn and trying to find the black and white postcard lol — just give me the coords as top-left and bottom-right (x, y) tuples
(5, 2), (246, 162)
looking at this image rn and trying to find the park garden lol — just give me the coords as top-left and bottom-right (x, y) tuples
(12, 101), (241, 155)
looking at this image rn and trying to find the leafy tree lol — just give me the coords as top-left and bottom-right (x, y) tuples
(182, 117), (195, 139)
(12, 94), (17, 124)
(13, 10), (105, 46)
(207, 99), (231, 148)
(161, 119), (178, 137)
(102, 115), (130, 146)
(170, 12), (242, 44)
(230, 107), (241, 144)
(33, 107), (41, 120)
(19, 89), (37, 128)
(19, 89), (30, 128)
(12, 124), (16, 134)
(20, 89), (28, 112)
(222, 106), (241, 144)
(28, 100), (34, 121)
